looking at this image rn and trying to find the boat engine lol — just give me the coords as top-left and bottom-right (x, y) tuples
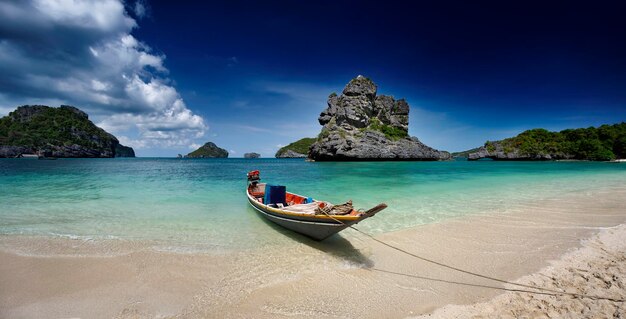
(247, 170), (260, 185)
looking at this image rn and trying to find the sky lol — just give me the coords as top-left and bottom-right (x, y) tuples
(0, 0), (625, 157)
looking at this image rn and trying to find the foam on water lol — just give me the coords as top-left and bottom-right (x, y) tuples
(1, 158), (625, 254)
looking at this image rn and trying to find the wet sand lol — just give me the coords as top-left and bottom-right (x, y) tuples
(1, 186), (625, 318)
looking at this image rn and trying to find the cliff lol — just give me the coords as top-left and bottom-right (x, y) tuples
(0, 105), (135, 158)
(309, 76), (450, 161)
(275, 138), (315, 158)
(468, 124), (626, 161)
(187, 142), (228, 158)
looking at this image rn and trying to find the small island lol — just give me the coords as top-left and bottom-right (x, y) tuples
(244, 152), (260, 159)
(0, 105), (135, 158)
(275, 138), (315, 158)
(186, 142), (228, 158)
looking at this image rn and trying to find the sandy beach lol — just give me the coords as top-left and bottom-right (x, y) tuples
(416, 224), (626, 318)
(1, 185), (625, 318)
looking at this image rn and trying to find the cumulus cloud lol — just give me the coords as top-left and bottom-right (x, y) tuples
(0, 0), (207, 150)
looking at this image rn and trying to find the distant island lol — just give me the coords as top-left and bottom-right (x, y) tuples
(244, 152), (260, 159)
(186, 142), (228, 158)
(451, 147), (481, 158)
(466, 123), (626, 161)
(275, 138), (315, 158)
(0, 105), (135, 158)
(309, 76), (450, 161)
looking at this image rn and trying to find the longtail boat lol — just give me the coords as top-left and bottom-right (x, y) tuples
(246, 170), (387, 240)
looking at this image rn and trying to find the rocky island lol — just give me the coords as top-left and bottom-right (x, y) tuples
(275, 138), (315, 158)
(186, 142), (228, 158)
(0, 105), (135, 158)
(309, 76), (450, 161)
(467, 123), (625, 161)
(244, 152), (260, 159)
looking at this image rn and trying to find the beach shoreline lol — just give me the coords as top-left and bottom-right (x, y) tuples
(1, 186), (625, 318)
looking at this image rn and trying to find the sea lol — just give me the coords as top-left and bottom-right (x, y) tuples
(1, 158), (625, 253)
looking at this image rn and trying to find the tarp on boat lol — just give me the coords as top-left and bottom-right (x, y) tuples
(281, 202), (323, 215)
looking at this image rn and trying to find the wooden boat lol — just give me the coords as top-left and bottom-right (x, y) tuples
(246, 170), (387, 240)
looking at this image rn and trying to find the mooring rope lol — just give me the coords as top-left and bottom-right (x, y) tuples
(319, 209), (625, 303)
(369, 268), (625, 302)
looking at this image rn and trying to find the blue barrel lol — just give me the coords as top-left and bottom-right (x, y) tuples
(264, 184), (287, 205)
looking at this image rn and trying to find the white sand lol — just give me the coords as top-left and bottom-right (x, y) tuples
(417, 224), (626, 318)
(1, 186), (625, 318)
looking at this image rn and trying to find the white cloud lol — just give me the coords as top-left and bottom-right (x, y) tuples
(0, 0), (207, 152)
(133, 0), (149, 19)
(91, 79), (111, 91)
(32, 0), (136, 32)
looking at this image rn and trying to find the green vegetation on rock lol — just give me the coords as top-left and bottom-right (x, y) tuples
(451, 147), (481, 158)
(317, 129), (330, 141)
(0, 105), (113, 148)
(275, 137), (316, 157)
(0, 105), (134, 157)
(367, 117), (408, 141)
(484, 123), (626, 161)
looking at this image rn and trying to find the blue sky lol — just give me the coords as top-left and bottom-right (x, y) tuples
(1, 1), (625, 156)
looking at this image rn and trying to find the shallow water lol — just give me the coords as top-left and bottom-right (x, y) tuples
(1, 158), (625, 253)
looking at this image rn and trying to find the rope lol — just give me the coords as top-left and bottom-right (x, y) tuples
(319, 209), (625, 303)
(370, 268), (625, 303)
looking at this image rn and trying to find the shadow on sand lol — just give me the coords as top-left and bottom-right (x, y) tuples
(248, 206), (374, 268)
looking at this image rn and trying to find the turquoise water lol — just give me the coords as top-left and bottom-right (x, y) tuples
(1, 158), (625, 252)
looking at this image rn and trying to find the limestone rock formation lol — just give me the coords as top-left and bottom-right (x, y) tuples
(276, 149), (307, 158)
(0, 105), (135, 158)
(186, 142), (228, 158)
(309, 76), (450, 161)
(244, 152), (260, 159)
(467, 143), (557, 160)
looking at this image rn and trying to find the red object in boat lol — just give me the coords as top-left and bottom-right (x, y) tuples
(247, 170), (260, 181)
